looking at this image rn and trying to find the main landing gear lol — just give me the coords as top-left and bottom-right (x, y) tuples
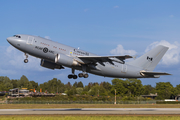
(68, 74), (78, 79)
(68, 66), (89, 79)
(68, 68), (78, 79)
(68, 73), (89, 79)
(78, 73), (89, 78)
(24, 53), (28, 63)
(80, 65), (89, 78)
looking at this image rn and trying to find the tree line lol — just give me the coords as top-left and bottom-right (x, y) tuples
(0, 75), (180, 100)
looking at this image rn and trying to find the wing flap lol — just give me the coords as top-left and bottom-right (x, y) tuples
(78, 55), (132, 64)
(78, 55), (132, 59)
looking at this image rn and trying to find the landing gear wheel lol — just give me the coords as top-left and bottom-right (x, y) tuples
(78, 73), (83, 78)
(68, 74), (73, 79)
(68, 74), (78, 79)
(84, 74), (89, 78)
(73, 75), (78, 79)
(24, 59), (28, 63)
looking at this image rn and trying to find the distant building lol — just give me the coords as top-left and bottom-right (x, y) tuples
(9, 88), (55, 97)
(141, 93), (158, 99)
(19, 89), (29, 96)
(0, 91), (8, 96)
(9, 88), (19, 97)
(9, 88), (29, 97)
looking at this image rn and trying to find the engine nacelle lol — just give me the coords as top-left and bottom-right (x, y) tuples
(40, 59), (64, 70)
(55, 54), (80, 67)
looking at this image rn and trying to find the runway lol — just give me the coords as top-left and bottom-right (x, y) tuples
(0, 108), (180, 115)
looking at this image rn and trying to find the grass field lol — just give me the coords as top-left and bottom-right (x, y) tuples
(0, 115), (180, 120)
(1, 104), (180, 109)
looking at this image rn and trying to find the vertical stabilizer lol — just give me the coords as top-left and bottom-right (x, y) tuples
(128, 45), (168, 71)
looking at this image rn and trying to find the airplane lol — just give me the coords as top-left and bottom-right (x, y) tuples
(7, 34), (171, 79)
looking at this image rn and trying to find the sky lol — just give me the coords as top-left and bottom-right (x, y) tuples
(0, 1), (180, 87)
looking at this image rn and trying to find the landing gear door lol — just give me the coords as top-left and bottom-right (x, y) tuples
(27, 36), (34, 45)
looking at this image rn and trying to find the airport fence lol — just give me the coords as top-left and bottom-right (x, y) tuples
(6, 100), (156, 104)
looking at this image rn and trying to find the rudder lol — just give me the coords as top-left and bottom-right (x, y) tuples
(128, 45), (168, 71)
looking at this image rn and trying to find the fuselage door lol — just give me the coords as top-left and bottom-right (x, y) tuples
(27, 36), (34, 45)
(121, 64), (127, 73)
(69, 50), (73, 56)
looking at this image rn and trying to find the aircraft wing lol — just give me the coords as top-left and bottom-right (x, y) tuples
(141, 71), (171, 76)
(78, 55), (132, 64)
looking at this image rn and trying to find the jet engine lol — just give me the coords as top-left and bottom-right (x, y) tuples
(40, 59), (64, 70)
(55, 54), (80, 67)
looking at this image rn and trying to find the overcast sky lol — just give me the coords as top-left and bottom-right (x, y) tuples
(0, 1), (180, 86)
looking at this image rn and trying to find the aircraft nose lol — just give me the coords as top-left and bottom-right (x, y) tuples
(6, 37), (18, 46)
(6, 37), (13, 43)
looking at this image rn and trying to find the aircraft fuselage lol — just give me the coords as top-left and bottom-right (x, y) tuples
(7, 34), (169, 79)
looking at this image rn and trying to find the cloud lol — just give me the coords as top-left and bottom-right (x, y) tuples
(145, 40), (180, 65)
(110, 44), (137, 55)
(53, 72), (68, 79)
(44, 36), (51, 39)
(114, 6), (119, 8)
(169, 15), (174, 18)
(84, 9), (89, 12)
(3, 46), (45, 72)
(0, 68), (16, 75)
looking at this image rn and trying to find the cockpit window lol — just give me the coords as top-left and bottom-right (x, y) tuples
(13, 35), (21, 38)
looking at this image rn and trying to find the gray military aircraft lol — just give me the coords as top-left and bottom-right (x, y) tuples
(7, 34), (170, 79)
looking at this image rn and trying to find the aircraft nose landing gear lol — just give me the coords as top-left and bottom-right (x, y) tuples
(24, 53), (28, 63)
(24, 59), (28, 63)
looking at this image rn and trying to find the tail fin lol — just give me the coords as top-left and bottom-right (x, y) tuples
(128, 45), (168, 71)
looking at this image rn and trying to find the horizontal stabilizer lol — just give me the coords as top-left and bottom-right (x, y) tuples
(141, 71), (171, 76)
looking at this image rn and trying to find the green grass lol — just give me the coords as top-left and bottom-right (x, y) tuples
(1, 104), (180, 109)
(0, 116), (180, 120)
